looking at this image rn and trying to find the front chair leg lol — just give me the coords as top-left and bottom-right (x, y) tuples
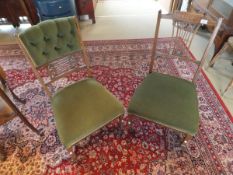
(68, 146), (77, 163)
(182, 134), (193, 144)
(115, 114), (125, 137)
(127, 119), (136, 136)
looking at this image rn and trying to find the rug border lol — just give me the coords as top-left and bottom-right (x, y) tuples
(181, 38), (233, 122)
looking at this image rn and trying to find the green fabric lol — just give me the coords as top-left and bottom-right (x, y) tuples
(52, 78), (124, 148)
(128, 72), (199, 136)
(19, 17), (81, 67)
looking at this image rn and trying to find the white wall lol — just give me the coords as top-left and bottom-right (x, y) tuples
(157, 0), (172, 12)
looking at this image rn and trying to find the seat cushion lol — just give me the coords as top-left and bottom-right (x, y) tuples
(128, 72), (199, 136)
(51, 78), (124, 148)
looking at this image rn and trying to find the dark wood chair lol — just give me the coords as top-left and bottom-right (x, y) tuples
(0, 66), (40, 161)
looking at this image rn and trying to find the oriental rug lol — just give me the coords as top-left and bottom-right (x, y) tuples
(0, 38), (232, 175)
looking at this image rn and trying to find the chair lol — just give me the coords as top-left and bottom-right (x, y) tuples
(0, 66), (40, 161)
(128, 10), (222, 143)
(209, 36), (233, 94)
(18, 16), (124, 160)
(0, 66), (26, 103)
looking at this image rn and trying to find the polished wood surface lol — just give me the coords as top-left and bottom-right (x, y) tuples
(0, 0), (39, 27)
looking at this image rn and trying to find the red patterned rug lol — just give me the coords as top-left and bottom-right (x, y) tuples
(0, 38), (232, 175)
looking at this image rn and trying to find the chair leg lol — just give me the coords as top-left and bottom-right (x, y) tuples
(68, 146), (77, 163)
(115, 114), (126, 137)
(182, 134), (192, 144)
(223, 78), (233, 95)
(209, 43), (229, 67)
(0, 145), (6, 162)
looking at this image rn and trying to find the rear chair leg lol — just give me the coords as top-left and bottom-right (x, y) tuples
(126, 114), (136, 136)
(68, 146), (77, 163)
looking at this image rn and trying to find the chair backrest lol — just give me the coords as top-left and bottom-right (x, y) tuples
(172, 12), (211, 48)
(150, 10), (223, 83)
(18, 16), (91, 98)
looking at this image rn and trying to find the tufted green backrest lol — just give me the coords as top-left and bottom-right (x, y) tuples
(19, 16), (81, 67)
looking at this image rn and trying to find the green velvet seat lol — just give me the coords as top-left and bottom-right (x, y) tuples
(128, 72), (199, 136)
(52, 78), (124, 148)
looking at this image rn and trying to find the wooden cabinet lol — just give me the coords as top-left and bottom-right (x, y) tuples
(0, 0), (97, 26)
(0, 0), (39, 27)
(75, 0), (97, 24)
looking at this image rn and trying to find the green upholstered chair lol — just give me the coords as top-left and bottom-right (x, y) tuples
(18, 16), (124, 159)
(128, 11), (222, 142)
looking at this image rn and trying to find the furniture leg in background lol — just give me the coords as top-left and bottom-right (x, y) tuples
(75, 0), (97, 24)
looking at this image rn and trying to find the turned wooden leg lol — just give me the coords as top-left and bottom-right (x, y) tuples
(115, 113), (127, 137)
(68, 146), (77, 163)
(183, 134), (193, 144)
(209, 42), (229, 67)
(223, 78), (233, 95)
(127, 117), (136, 136)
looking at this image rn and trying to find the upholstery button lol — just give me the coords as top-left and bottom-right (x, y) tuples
(67, 44), (73, 48)
(54, 46), (61, 50)
(30, 42), (37, 46)
(57, 33), (64, 38)
(44, 37), (50, 42)
(42, 51), (48, 55)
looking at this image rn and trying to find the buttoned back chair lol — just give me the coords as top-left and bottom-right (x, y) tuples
(128, 10), (222, 143)
(18, 16), (124, 160)
(209, 36), (233, 94)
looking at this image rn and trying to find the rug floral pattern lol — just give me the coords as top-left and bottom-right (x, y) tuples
(0, 38), (232, 175)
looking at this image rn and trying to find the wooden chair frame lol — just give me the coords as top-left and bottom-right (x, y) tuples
(0, 66), (26, 103)
(149, 10), (222, 142)
(150, 10), (223, 84)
